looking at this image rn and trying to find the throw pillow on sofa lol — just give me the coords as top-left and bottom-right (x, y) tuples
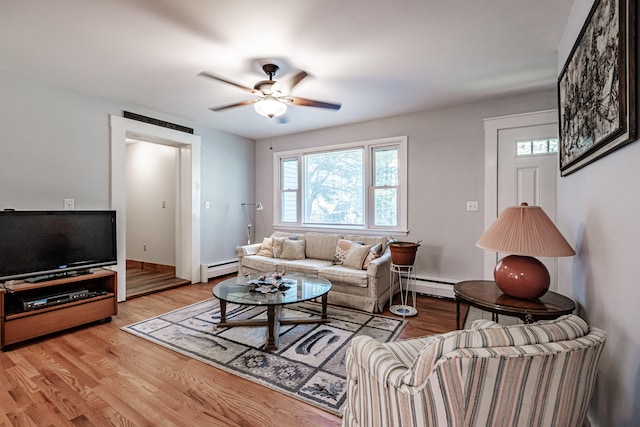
(343, 244), (373, 269)
(271, 235), (300, 258)
(256, 237), (274, 257)
(280, 239), (306, 260)
(333, 239), (360, 264)
(272, 237), (285, 258)
(362, 243), (383, 269)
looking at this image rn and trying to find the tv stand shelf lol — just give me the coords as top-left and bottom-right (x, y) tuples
(1, 269), (117, 350)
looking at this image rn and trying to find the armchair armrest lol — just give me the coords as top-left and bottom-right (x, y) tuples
(346, 335), (411, 388)
(348, 334), (446, 393)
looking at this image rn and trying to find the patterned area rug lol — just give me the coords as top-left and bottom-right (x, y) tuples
(122, 299), (406, 416)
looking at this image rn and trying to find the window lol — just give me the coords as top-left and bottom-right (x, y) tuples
(275, 136), (407, 231)
(304, 148), (364, 225)
(280, 157), (298, 223)
(516, 138), (559, 156)
(372, 147), (398, 227)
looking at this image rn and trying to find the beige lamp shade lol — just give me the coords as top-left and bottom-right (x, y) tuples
(476, 203), (575, 257)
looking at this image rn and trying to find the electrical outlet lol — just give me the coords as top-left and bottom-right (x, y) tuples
(466, 201), (479, 212)
(143, 243), (147, 251)
(162, 200), (166, 209)
(64, 198), (74, 210)
(205, 201), (210, 209)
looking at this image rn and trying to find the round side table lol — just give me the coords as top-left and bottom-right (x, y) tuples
(389, 263), (417, 317)
(454, 280), (576, 329)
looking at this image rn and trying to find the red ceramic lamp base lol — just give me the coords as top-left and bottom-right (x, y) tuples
(494, 255), (550, 299)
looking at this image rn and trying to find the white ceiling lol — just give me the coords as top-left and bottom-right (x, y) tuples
(0, 0), (574, 140)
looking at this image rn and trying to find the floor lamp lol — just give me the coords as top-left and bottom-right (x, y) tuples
(241, 202), (263, 244)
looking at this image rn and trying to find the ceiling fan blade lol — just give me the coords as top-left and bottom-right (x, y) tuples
(286, 96), (341, 110)
(209, 99), (256, 112)
(278, 70), (308, 94)
(198, 71), (256, 93)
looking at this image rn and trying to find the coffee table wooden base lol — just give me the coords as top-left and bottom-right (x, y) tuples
(218, 294), (329, 351)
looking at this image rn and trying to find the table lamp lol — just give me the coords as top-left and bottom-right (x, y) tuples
(476, 202), (575, 299)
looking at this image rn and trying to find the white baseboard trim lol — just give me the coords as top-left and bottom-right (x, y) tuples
(200, 260), (238, 282)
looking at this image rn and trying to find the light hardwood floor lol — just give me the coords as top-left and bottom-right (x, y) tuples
(0, 275), (467, 426)
(126, 267), (190, 299)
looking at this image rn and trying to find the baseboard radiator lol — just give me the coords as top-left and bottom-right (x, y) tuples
(408, 276), (456, 299)
(200, 260), (238, 282)
(199, 263), (455, 297)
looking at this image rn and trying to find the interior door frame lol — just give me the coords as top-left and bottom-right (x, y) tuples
(110, 116), (201, 301)
(482, 109), (558, 279)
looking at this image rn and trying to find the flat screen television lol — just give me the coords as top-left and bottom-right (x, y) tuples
(0, 210), (117, 282)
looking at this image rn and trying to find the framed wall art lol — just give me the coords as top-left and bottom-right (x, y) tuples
(558, 0), (637, 176)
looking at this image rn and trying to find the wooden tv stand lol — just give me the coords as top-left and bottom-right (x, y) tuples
(0, 269), (117, 350)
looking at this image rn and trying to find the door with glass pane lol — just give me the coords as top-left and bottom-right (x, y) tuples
(497, 124), (560, 289)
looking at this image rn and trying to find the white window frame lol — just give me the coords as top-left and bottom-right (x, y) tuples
(273, 136), (408, 234)
(279, 156), (300, 224)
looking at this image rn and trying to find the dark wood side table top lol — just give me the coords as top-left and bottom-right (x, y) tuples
(454, 280), (576, 329)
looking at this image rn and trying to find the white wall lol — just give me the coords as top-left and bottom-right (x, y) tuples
(256, 90), (557, 283)
(0, 72), (117, 210)
(198, 125), (257, 263)
(557, 2), (640, 425)
(0, 69), (255, 271)
(125, 141), (177, 266)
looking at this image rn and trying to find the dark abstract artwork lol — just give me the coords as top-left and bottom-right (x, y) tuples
(558, 0), (636, 176)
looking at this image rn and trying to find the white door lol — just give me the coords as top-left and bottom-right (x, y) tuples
(497, 124), (559, 289)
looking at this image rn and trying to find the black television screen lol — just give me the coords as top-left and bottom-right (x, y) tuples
(0, 210), (117, 282)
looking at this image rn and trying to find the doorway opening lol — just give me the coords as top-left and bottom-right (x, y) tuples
(110, 116), (201, 301)
(124, 140), (190, 298)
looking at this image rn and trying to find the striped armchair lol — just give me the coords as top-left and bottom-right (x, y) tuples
(342, 315), (606, 427)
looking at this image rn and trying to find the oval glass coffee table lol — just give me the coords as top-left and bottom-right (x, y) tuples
(212, 272), (332, 351)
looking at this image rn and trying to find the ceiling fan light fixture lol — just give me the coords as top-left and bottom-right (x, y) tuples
(254, 95), (287, 118)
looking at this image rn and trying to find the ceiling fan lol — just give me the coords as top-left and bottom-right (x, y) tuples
(198, 64), (341, 119)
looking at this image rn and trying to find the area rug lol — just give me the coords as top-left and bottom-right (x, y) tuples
(122, 299), (406, 416)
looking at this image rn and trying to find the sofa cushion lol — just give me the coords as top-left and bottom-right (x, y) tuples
(319, 265), (369, 288)
(256, 237), (274, 257)
(343, 244), (373, 269)
(241, 255), (280, 272)
(278, 259), (334, 275)
(305, 233), (341, 261)
(362, 243), (383, 269)
(271, 231), (305, 240)
(280, 239), (306, 260)
(343, 235), (389, 252)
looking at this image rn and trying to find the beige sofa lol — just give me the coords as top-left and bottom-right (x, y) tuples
(236, 232), (393, 313)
